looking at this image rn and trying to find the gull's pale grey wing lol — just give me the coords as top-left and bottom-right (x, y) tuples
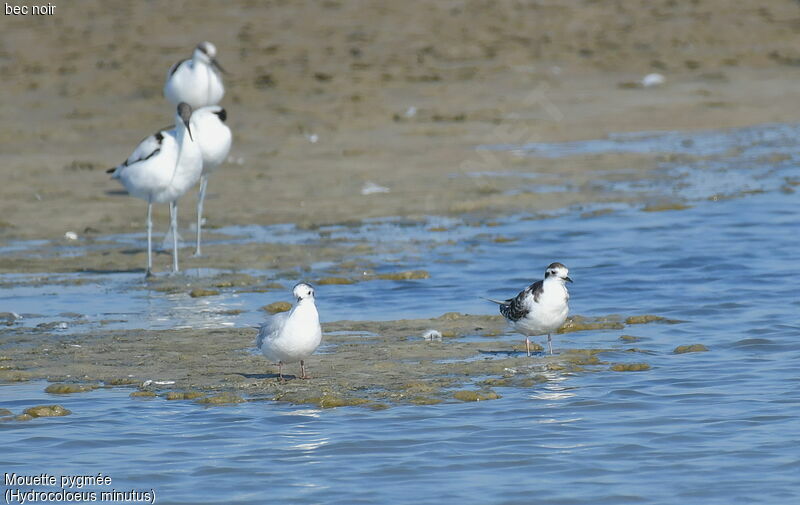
(499, 280), (544, 322)
(254, 311), (289, 348)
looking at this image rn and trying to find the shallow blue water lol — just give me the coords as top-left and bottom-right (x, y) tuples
(2, 123), (800, 504)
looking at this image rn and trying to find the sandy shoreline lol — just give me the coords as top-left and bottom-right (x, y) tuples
(2, 1), (800, 243)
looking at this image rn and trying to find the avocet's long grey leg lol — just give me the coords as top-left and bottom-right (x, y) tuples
(146, 202), (153, 278)
(170, 201), (179, 273)
(194, 175), (208, 257)
(547, 333), (553, 355)
(525, 336), (532, 357)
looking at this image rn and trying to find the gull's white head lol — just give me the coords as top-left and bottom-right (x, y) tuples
(193, 41), (225, 73)
(544, 262), (573, 284)
(293, 282), (315, 302)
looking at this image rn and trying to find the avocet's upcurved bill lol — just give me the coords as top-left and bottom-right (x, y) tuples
(486, 262), (572, 356)
(164, 41), (225, 109)
(108, 103), (203, 276)
(255, 283), (322, 380)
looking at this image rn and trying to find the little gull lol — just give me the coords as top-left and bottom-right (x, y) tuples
(164, 42), (225, 109)
(255, 283), (322, 380)
(108, 103), (203, 276)
(486, 262), (572, 356)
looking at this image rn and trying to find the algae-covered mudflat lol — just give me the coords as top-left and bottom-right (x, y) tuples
(0, 311), (680, 409)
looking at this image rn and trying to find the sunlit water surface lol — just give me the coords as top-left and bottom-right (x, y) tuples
(2, 123), (799, 504)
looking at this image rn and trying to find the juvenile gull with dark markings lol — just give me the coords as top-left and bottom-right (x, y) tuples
(487, 262), (572, 355)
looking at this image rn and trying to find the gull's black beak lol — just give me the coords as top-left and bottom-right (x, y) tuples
(211, 58), (227, 74)
(565, 276), (573, 283)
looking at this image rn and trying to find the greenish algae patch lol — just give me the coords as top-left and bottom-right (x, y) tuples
(242, 282), (285, 293)
(674, 344), (709, 354)
(400, 381), (439, 394)
(196, 393), (245, 405)
(189, 288), (220, 298)
(24, 405), (71, 417)
(364, 403), (390, 410)
(316, 277), (355, 285)
(0, 370), (31, 382)
(492, 236), (516, 243)
(560, 349), (606, 366)
(479, 374), (549, 388)
(518, 375), (550, 387)
(610, 363), (651, 372)
(625, 315), (681, 325)
(45, 383), (98, 394)
(313, 395), (370, 408)
(165, 391), (205, 400)
(0, 408), (12, 416)
(619, 335), (642, 342)
(642, 202), (691, 212)
(105, 377), (139, 386)
(263, 301), (292, 314)
(558, 315), (625, 333)
(130, 391), (157, 398)
(545, 363), (586, 373)
(480, 377), (513, 387)
(279, 392), (370, 409)
(14, 414), (34, 421)
(368, 270), (430, 281)
(453, 390), (501, 402)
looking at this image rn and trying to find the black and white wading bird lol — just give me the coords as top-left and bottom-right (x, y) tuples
(487, 262), (572, 356)
(163, 41), (225, 109)
(162, 105), (232, 257)
(255, 283), (322, 380)
(107, 103), (203, 277)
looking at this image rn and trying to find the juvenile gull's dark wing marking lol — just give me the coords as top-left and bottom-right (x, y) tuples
(529, 280), (544, 303)
(498, 280), (544, 322)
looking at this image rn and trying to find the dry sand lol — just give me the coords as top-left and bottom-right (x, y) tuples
(2, 1), (800, 242)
